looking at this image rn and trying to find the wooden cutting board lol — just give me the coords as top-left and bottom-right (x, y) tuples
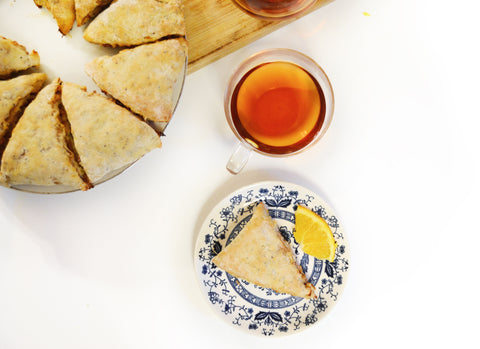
(184, 0), (334, 74)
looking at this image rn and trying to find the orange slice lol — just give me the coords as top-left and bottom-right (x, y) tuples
(294, 205), (337, 262)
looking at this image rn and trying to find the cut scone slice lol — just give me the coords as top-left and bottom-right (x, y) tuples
(85, 38), (187, 123)
(212, 202), (317, 299)
(61, 82), (162, 184)
(0, 78), (91, 190)
(33, 0), (76, 35)
(74, 0), (113, 26)
(0, 36), (40, 77)
(0, 73), (47, 159)
(83, 0), (185, 46)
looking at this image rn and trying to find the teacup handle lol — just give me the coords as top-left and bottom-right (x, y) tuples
(226, 143), (252, 174)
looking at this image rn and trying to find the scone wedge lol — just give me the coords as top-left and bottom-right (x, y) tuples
(85, 38), (187, 123)
(0, 73), (47, 158)
(0, 78), (91, 190)
(61, 82), (161, 184)
(74, 0), (113, 26)
(83, 0), (185, 46)
(0, 36), (40, 77)
(33, 0), (76, 35)
(212, 202), (317, 299)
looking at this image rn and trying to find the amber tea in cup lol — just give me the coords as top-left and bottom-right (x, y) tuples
(225, 49), (334, 174)
(231, 61), (325, 154)
(231, 0), (317, 20)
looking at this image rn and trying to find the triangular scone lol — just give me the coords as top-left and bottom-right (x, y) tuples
(0, 79), (91, 190)
(0, 73), (47, 157)
(212, 202), (317, 299)
(74, 0), (113, 26)
(85, 38), (187, 123)
(0, 36), (40, 77)
(61, 82), (162, 183)
(33, 0), (76, 35)
(83, 0), (185, 46)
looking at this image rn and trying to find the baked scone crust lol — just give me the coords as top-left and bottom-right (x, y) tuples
(0, 73), (47, 156)
(83, 0), (185, 47)
(74, 0), (113, 26)
(33, 0), (76, 35)
(0, 78), (90, 190)
(0, 36), (40, 77)
(61, 82), (161, 183)
(212, 202), (317, 299)
(85, 38), (187, 123)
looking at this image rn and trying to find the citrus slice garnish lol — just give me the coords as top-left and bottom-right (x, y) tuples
(294, 205), (337, 262)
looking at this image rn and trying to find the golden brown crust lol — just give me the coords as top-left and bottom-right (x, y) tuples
(212, 202), (317, 299)
(74, 0), (113, 26)
(0, 79), (90, 190)
(83, 0), (185, 46)
(0, 73), (47, 156)
(0, 36), (40, 77)
(34, 0), (76, 35)
(61, 82), (161, 183)
(85, 38), (187, 123)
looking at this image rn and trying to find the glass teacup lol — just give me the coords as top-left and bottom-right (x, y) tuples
(224, 48), (334, 174)
(231, 0), (318, 20)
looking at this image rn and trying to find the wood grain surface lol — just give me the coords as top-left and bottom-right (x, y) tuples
(184, 0), (334, 74)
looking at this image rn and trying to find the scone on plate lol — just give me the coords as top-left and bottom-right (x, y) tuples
(61, 82), (162, 184)
(33, 0), (76, 35)
(85, 38), (187, 123)
(83, 0), (185, 47)
(74, 0), (113, 26)
(0, 36), (40, 77)
(0, 78), (92, 190)
(212, 202), (317, 299)
(0, 73), (47, 159)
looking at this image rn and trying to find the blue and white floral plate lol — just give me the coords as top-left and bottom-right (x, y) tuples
(194, 181), (350, 336)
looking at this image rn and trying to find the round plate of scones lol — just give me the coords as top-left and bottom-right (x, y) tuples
(194, 181), (350, 336)
(0, 0), (187, 193)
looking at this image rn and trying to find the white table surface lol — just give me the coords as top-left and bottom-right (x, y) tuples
(1, 0), (479, 348)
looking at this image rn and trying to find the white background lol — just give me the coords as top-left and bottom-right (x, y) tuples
(0, 0), (479, 348)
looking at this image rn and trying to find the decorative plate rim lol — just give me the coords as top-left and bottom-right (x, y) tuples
(194, 181), (350, 337)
